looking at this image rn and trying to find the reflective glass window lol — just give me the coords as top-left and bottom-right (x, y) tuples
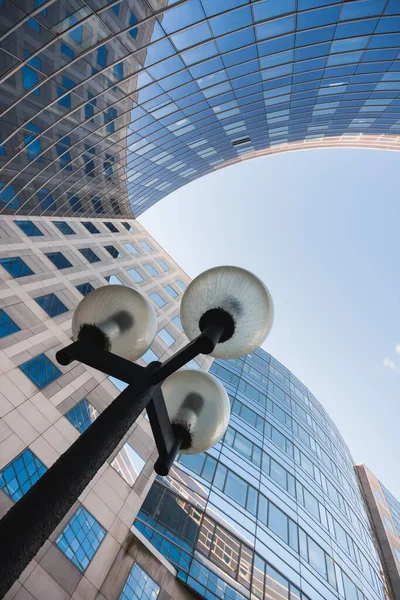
(65, 399), (99, 434)
(82, 222), (100, 234)
(141, 349), (159, 364)
(45, 252), (72, 270)
(158, 328), (175, 347)
(52, 221), (75, 235)
(0, 257), (34, 278)
(19, 354), (62, 389)
(104, 245), (121, 258)
(118, 563), (160, 600)
(0, 448), (47, 502)
(76, 283), (94, 296)
(56, 506), (106, 572)
(104, 222), (119, 233)
(150, 293), (166, 307)
(14, 221), (43, 237)
(128, 269), (144, 283)
(164, 285), (178, 298)
(112, 444), (145, 486)
(79, 248), (100, 264)
(34, 293), (68, 317)
(124, 243), (139, 255)
(145, 264), (158, 276)
(0, 309), (20, 338)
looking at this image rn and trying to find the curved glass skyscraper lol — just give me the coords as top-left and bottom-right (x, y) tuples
(135, 348), (387, 600)
(1, 0), (400, 218)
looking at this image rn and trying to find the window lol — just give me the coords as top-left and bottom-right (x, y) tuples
(82, 222), (100, 234)
(124, 243), (138, 255)
(145, 264), (158, 276)
(140, 241), (152, 252)
(105, 275), (123, 285)
(19, 354), (62, 389)
(104, 245), (121, 258)
(268, 503), (288, 543)
(25, 123), (41, 160)
(374, 488), (385, 504)
(104, 222), (119, 233)
(45, 252), (72, 270)
(111, 443), (145, 486)
(37, 189), (56, 211)
(164, 285), (178, 298)
(395, 547), (400, 563)
(79, 248), (100, 264)
(0, 449), (47, 502)
(65, 399), (99, 434)
(0, 257), (34, 278)
(14, 220), (43, 237)
(52, 221), (75, 235)
(0, 309), (20, 338)
(128, 269), (144, 283)
(173, 315), (183, 330)
(118, 563), (160, 600)
(76, 283), (94, 296)
(56, 506), (106, 572)
(158, 328), (175, 347)
(141, 349), (159, 364)
(225, 471), (247, 507)
(122, 222), (134, 232)
(92, 196), (103, 214)
(176, 279), (187, 290)
(187, 360), (200, 369)
(150, 293), (166, 307)
(35, 293), (68, 317)
(158, 260), (170, 271)
(384, 516), (395, 534)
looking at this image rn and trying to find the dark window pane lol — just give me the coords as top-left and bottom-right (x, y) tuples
(19, 354), (62, 389)
(0, 309), (20, 338)
(34, 293), (68, 317)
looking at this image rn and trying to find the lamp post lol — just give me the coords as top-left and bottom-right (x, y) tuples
(0, 266), (273, 599)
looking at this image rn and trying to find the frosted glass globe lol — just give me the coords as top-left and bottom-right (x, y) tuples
(72, 285), (157, 361)
(180, 266), (273, 358)
(161, 369), (230, 454)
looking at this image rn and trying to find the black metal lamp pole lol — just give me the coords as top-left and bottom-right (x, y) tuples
(0, 315), (228, 600)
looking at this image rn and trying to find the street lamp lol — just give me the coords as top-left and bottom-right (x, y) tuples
(0, 266), (273, 599)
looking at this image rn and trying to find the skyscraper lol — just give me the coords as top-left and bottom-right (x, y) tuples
(1, 1), (400, 219)
(135, 350), (388, 600)
(356, 465), (400, 600)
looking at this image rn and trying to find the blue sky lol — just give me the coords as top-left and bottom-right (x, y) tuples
(139, 147), (400, 497)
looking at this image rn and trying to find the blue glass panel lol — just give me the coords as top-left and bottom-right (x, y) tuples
(34, 293), (68, 317)
(14, 221), (43, 237)
(118, 563), (160, 600)
(82, 222), (100, 234)
(0, 309), (20, 338)
(79, 248), (100, 263)
(76, 283), (95, 296)
(0, 449), (46, 501)
(52, 221), (75, 235)
(45, 252), (72, 269)
(56, 506), (105, 572)
(0, 257), (34, 278)
(19, 354), (62, 389)
(65, 399), (98, 434)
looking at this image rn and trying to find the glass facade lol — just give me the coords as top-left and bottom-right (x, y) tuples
(135, 349), (386, 600)
(1, 1), (400, 219)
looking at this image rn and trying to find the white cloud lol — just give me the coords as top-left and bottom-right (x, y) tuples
(383, 357), (399, 372)
(395, 344), (400, 355)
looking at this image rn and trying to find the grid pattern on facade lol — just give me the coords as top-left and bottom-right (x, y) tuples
(55, 506), (106, 572)
(0, 449), (47, 502)
(1, 1), (400, 219)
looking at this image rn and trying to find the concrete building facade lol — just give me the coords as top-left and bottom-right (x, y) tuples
(356, 465), (400, 600)
(0, 213), (209, 600)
